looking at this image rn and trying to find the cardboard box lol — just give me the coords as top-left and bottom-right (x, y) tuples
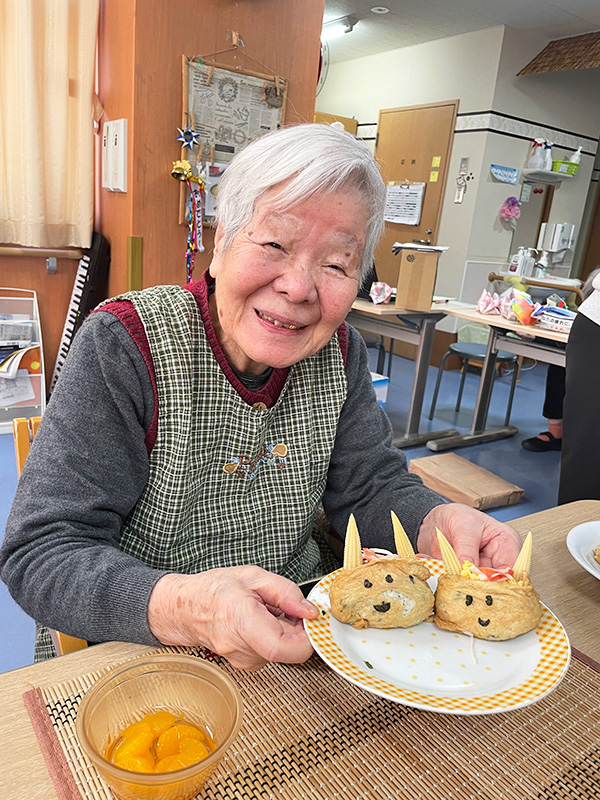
(394, 248), (440, 311)
(370, 372), (389, 409)
(408, 453), (524, 510)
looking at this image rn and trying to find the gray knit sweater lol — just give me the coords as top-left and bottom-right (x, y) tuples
(0, 294), (443, 647)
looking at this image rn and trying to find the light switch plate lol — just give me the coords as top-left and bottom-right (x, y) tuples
(101, 120), (113, 191)
(111, 119), (128, 193)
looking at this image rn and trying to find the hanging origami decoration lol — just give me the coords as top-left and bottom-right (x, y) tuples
(176, 124), (201, 150)
(499, 196), (521, 230)
(171, 159), (205, 283)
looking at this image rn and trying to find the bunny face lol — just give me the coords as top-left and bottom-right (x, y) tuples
(434, 573), (542, 641)
(330, 557), (434, 630)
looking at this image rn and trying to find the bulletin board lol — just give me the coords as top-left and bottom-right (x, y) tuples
(179, 56), (288, 224)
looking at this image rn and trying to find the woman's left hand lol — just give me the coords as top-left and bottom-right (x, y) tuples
(417, 503), (523, 568)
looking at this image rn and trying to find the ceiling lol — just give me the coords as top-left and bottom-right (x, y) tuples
(323, 0), (600, 63)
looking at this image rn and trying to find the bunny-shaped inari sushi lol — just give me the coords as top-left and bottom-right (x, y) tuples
(329, 512), (435, 630)
(434, 529), (542, 641)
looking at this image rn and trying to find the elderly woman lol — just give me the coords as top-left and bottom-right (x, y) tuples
(0, 124), (521, 669)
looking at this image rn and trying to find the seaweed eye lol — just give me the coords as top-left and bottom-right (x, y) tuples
(385, 574), (393, 583)
(364, 579), (373, 588)
(465, 595), (473, 606)
(409, 575), (415, 583)
(486, 595), (493, 606)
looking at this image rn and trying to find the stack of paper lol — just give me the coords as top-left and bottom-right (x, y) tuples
(0, 318), (33, 347)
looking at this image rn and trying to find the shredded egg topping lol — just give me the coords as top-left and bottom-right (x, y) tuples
(459, 561), (516, 583)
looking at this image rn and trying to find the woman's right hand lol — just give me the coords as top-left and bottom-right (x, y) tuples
(147, 566), (320, 670)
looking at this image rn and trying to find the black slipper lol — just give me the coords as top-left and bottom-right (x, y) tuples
(521, 431), (562, 452)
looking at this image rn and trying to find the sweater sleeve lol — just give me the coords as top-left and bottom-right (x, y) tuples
(322, 324), (445, 550)
(0, 311), (166, 646)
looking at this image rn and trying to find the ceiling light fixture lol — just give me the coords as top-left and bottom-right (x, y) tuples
(371, 6), (389, 13)
(321, 15), (358, 42)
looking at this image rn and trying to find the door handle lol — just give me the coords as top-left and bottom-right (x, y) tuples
(412, 238), (431, 245)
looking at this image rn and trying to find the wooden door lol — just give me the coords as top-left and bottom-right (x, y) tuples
(314, 111), (358, 135)
(374, 100), (459, 288)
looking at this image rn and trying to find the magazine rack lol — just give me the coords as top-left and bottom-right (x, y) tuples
(0, 288), (45, 434)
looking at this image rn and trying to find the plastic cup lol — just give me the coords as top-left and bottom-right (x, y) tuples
(75, 653), (243, 800)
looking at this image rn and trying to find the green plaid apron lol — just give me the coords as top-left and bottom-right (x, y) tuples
(35, 284), (346, 659)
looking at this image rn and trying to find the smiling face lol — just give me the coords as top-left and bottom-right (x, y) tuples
(434, 575), (542, 641)
(330, 557), (435, 630)
(208, 188), (368, 374)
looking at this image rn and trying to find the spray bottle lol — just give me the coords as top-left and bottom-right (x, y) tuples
(543, 141), (554, 171)
(509, 246), (525, 273)
(535, 251), (549, 278)
(528, 138), (546, 169)
(522, 248), (537, 278)
(569, 146), (582, 164)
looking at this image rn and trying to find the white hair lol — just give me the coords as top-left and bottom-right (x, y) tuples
(214, 123), (386, 283)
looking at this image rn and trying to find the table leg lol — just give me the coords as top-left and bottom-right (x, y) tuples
(426, 327), (518, 451)
(392, 317), (459, 449)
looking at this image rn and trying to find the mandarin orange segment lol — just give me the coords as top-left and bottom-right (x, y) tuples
(155, 725), (182, 760)
(154, 754), (181, 773)
(109, 712), (212, 774)
(113, 722), (154, 759)
(120, 719), (152, 740)
(144, 710), (178, 738)
(180, 737), (210, 763)
(174, 723), (205, 742)
(113, 752), (156, 773)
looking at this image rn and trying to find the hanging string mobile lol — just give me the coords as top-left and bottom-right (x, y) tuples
(172, 121), (205, 283)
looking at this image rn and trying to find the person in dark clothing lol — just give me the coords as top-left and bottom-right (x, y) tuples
(521, 361), (565, 451)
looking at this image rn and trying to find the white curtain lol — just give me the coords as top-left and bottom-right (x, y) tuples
(0, 0), (99, 248)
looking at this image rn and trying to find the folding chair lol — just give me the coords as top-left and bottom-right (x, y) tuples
(12, 417), (88, 656)
(428, 343), (519, 425)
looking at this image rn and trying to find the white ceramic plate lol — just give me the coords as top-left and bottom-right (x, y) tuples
(304, 558), (570, 715)
(566, 521), (600, 581)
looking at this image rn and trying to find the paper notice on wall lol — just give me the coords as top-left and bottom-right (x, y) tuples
(384, 183), (425, 225)
(187, 61), (284, 164)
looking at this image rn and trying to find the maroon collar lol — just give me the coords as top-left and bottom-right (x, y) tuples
(184, 272), (290, 408)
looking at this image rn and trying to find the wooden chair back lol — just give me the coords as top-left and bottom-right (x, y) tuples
(12, 417), (88, 657)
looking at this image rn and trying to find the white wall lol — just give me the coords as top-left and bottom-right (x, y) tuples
(317, 26), (504, 120)
(493, 27), (600, 137)
(317, 25), (600, 303)
(318, 27), (505, 304)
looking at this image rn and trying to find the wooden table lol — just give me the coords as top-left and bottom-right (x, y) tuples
(427, 302), (569, 450)
(509, 499), (600, 661)
(1, 500), (599, 800)
(347, 299), (459, 448)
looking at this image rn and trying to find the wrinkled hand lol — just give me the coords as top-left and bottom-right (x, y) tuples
(417, 503), (523, 568)
(148, 566), (319, 670)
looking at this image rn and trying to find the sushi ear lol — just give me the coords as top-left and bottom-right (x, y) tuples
(436, 528), (462, 575)
(343, 513), (362, 569)
(391, 511), (415, 558)
(512, 531), (533, 581)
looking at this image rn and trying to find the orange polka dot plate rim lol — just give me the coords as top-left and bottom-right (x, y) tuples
(304, 558), (571, 715)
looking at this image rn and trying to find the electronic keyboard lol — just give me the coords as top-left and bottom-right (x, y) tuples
(49, 231), (110, 393)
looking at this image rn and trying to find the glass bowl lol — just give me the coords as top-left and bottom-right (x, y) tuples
(75, 653), (243, 800)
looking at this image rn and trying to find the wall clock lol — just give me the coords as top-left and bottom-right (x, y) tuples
(317, 40), (330, 96)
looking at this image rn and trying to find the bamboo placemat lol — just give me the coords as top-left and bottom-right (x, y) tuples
(23, 646), (600, 800)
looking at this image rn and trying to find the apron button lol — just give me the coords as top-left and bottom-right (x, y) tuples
(252, 401), (267, 410)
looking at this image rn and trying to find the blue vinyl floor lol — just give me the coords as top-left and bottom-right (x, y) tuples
(0, 353), (558, 674)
